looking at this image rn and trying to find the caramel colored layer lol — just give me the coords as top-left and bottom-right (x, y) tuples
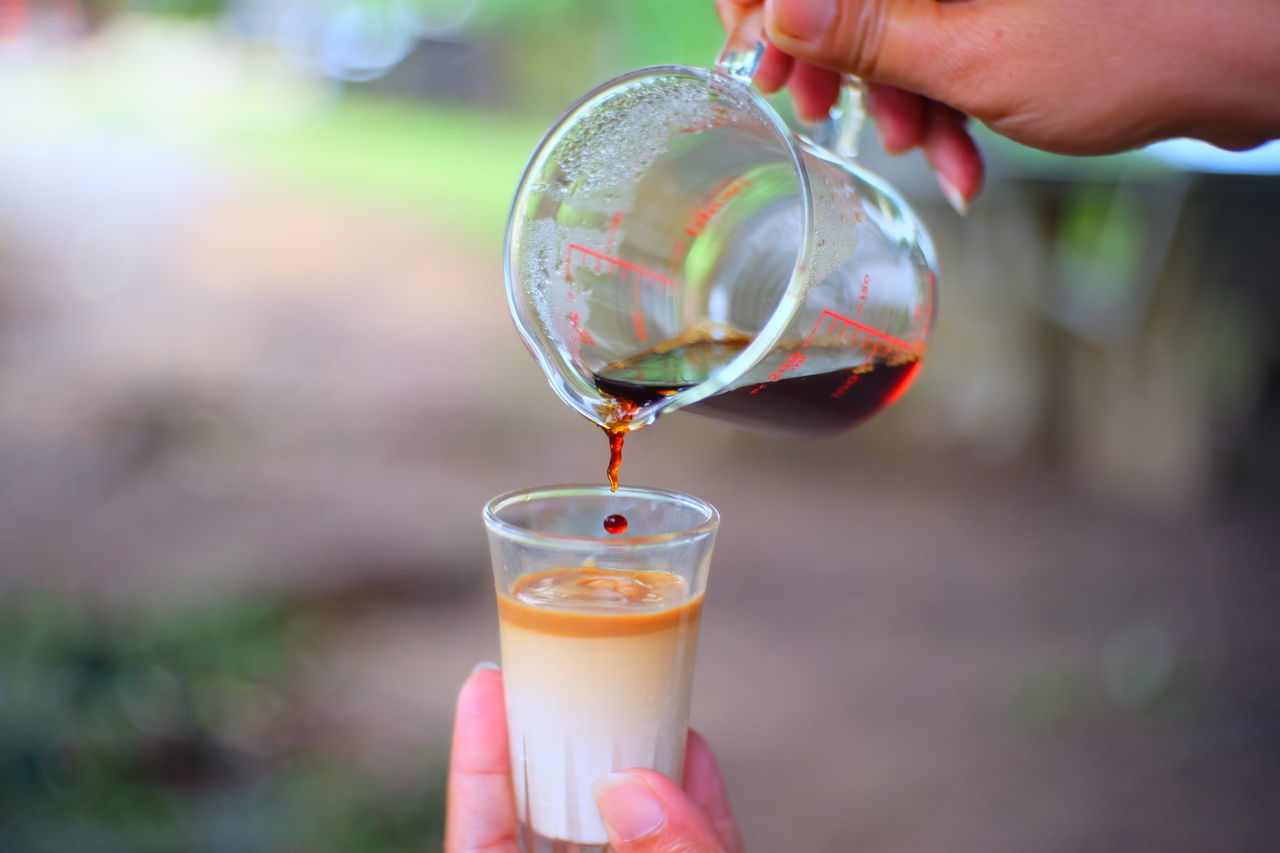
(498, 567), (702, 638)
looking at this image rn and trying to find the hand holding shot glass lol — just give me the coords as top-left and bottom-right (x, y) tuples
(480, 485), (719, 853)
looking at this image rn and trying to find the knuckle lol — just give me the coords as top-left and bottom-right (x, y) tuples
(837, 0), (893, 77)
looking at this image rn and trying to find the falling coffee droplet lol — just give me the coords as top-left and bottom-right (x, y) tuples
(603, 514), (628, 535)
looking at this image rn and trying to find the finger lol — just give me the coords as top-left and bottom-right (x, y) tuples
(865, 82), (926, 154)
(715, 0), (760, 21)
(764, 0), (957, 96)
(682, 730), (744, 853)
(714, 0), (760, 30)
(594, 768), (727, 853)
(788, 60), (842, 123)
(445, 666), (520, 853)
(920, 102), (984, 214)
(755, 40), (794, 93)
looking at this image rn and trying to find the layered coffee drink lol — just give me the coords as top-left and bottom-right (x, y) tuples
(498, 566), (703, 847)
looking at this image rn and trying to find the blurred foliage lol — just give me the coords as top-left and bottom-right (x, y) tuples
(478, 0), (723, 69)
(227, 97), (544, 243)
(488, 0), (722, 112)
(123, 0), (725, 63)
(118, 0), (724, 109)
(125, 0), (227, 17)
(1059, 186), (1144, 272)
(0, 598), (446, 853)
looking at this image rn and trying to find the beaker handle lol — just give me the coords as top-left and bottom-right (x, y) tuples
(716, 8), (864, 160)
(821, 75), (866, 161)
(715, 4), (766, 82)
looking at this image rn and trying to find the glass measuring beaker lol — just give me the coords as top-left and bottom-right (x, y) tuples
(504, 33), (937, 439)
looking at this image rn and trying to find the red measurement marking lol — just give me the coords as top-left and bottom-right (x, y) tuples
(566, 244), (673, 287)
(630, 310), (647, 341)
(830, 370), (860, 400)
(749, 351), (807, 394)
(804, 309), (917, 356)
(684, 177), (753, 238)
(567, 311), (595, 346)
(605, 212), (625, 254)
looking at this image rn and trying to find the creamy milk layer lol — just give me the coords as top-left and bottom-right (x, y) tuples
(498, 567), (702, 845)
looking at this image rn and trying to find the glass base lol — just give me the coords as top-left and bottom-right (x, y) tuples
(520, 824), (611, 853)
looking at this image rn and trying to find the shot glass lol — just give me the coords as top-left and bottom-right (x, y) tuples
(483, 484), (720, 853)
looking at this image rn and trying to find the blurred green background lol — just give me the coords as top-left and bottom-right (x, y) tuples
(2, 2), (1277, 851)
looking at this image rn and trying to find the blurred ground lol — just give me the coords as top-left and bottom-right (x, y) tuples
(2, 116), (1277, 852)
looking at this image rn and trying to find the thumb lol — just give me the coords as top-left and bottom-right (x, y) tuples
(764, 0), (958, 94)
(593, 769), (727, 853)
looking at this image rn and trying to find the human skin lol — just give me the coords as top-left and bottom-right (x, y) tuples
(445, 666), (743, 853)
(717, 0), (1280, 207)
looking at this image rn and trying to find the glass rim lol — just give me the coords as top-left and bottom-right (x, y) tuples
(483, 483), (720, 548)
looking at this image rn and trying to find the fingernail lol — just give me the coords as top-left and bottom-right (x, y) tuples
(470, 661), (500, 675)
(937, 174), (969, 216)
(770, 0), (834, 44)
(593, 773), (667, 842)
